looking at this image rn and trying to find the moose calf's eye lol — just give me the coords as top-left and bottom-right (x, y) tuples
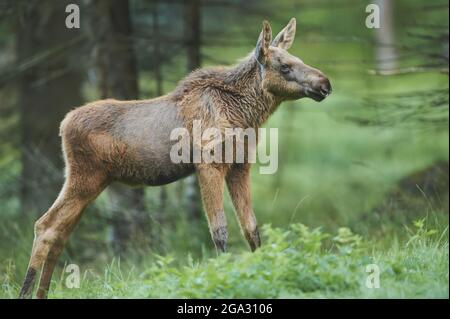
(280, 64), (290, 74)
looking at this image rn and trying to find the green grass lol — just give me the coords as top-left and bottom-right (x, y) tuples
(1, 218), (447, 299)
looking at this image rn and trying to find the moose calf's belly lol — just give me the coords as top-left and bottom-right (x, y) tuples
(117, 158), (195, 187)
(112, 134), (195, 186)
(109, 99), (195, 186)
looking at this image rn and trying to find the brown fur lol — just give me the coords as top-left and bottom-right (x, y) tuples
(19, 18), (331, 298)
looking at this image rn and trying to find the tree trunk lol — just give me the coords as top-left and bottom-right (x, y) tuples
(184, 0), (201, 72)
(88, 0), (149, 255)
(183, 0), (203, 221)
(375, 0), (397, 71)
(17, 0), (83, 216)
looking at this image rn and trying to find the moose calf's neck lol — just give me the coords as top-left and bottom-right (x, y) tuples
(173, 54), (281, 130)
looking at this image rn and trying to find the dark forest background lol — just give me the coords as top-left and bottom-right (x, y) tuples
(0, 0), (448, 297)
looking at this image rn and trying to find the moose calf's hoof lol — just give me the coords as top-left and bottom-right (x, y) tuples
(19, 267), (37, 299)
(213, 226), (228, 253)
(249, 226), (261, 252)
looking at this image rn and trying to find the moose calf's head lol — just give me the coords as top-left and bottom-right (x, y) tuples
(256, 18), (332, 102)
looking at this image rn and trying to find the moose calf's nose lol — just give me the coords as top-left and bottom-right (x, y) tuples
(319, 78), (332, 97)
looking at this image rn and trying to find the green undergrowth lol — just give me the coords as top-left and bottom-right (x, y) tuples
(1, 218), (447, 299)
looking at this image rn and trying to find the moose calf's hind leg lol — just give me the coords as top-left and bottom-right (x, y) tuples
(35, 242), (65, 299)
(19, 268), (37, 299)
(19, 173), (106, 299)
(197, 166), (228, 253)
(35, 192), (92, 299)
(19, 203), (65, 299)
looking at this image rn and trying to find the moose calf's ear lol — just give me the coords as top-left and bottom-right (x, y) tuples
(256, 20), (272, 65)
(272, 17), (296, 50)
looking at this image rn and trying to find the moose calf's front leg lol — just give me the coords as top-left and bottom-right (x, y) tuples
(226, 164), (261, 251)
(197, 165), (228, 253)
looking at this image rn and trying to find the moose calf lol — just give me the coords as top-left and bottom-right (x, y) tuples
(19, 18), (331, 298)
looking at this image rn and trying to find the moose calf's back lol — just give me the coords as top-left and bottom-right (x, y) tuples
(60, 97), (195, 186)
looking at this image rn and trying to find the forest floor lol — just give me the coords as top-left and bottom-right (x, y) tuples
(1, 218), (448, 299)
